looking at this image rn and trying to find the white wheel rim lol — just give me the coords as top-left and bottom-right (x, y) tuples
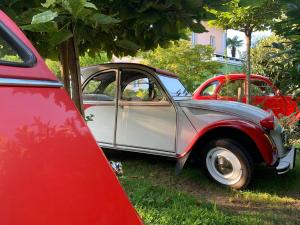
(206, 147), (243, 186)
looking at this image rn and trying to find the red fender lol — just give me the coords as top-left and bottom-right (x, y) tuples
(178, 120), (276, 166)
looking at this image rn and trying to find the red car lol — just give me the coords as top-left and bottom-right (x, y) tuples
(193, 74), (300, 120)
(0, 11), (142, 225)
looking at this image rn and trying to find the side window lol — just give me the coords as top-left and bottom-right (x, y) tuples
(83, 71), (116, 101)
(121, 70), (165, 102)
(251, 80), (275, 96)
(219, 80), (244, 97)
(201, 81), (219, 96)
(0, 36), (23, 63)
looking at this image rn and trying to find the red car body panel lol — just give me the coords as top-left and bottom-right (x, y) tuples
(0, 11), (142, 225)
(178, 120), (275, 165)
(193, 74), (300, 118)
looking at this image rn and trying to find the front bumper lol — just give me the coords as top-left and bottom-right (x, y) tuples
(276, 147), (296, 175)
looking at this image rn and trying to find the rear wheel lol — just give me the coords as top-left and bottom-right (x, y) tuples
(203, 139), (253, 189)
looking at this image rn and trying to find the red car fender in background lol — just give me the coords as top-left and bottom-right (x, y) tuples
(0, 11), (142, 225)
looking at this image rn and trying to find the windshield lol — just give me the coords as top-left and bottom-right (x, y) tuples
(158, 75), (191, 99)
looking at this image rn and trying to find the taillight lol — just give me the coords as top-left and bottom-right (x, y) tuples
(260, 113), (275, 130)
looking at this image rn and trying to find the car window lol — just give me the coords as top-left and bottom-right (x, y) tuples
(83, 71), (116, 101)
(158, 75), (191, 98)
(251, 80), (275, 96)
(219, 80), (244, 97)
(0, 36), (23, 63)
(121, 70), (166, 102)
(201, 81), (219, 96)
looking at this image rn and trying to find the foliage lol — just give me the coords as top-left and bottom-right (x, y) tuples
(1, 0), (225, 59)
(45, 59), (61, 78)
(250, 35), (299, 94)
(79, 51), (109, 67)
(209, 0), (280, 33)
(279, 113), (300, 147)
(207, 0), (281, 103)
(140, 40), (222, 92)
(271, 0), (300, 97)
(227, 35), (243, 58)
(1, 0), (120, 59)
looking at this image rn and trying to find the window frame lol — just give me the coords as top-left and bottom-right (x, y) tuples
(82, 69), (118, 105)
(200, 81), (219, 96)
(118, 68), (171, 106)
(0, 21), (36, 67)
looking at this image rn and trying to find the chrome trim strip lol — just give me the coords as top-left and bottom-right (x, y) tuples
(0, 78), (63, 87)
(98, 142), (177, 158)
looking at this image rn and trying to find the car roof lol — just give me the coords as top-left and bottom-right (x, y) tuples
(81, 62), (178, 80)
(81, 62), (178, 79)
(208, 73), (270, 82)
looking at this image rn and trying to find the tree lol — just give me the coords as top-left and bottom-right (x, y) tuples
(141, 40), (222, 92)
(226, 35), (243, 58)
(251, 35), (299, 94)
(208, 0), (281, 104)
(1, 0), (224, 115)
(271, 0), (300, 97)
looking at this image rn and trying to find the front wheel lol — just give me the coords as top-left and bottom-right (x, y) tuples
(203, 139), (253, 189)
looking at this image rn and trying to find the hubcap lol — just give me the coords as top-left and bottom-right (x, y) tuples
(214, 155), (233, 175)
(206, 147), (242, 186)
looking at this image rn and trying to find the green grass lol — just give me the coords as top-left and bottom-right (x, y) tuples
(106, 150), (300, 225)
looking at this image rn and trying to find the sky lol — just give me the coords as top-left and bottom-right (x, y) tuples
(227, 29), (273, 58)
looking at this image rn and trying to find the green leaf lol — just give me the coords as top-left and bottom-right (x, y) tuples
(62, 0), (85, 18)
(31, 10), (58, 24)
(41, 0), (57, 8)
(92, 13), (120, 25)
(84, 2), (97, 10)
(22, 21), (58, 33)
(49, 30), (73, 46)
(116, 40), (140, 51)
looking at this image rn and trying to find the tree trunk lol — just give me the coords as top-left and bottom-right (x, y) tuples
(59, 42), (71, 96)
(68, 35), (84, 116)
(231, 46), (236, 58)
(245, 31), (252, 104)
(58, 25), (84, 116)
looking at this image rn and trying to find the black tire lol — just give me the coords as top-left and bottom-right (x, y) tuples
(202, 138), (254, 190)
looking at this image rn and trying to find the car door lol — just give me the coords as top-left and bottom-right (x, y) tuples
(116, 68), (177, 154)
(250, 80), (286, 116)
(0, 11), (141, 225)
(82, 70), (117, 146)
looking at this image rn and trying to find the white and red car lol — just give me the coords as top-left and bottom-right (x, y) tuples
(81, 63), (296, 189)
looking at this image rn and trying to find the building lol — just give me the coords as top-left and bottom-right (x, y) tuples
(191, 22), (243, 73)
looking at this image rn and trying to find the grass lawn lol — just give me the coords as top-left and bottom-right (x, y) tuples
(105, 149), (300, 225)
